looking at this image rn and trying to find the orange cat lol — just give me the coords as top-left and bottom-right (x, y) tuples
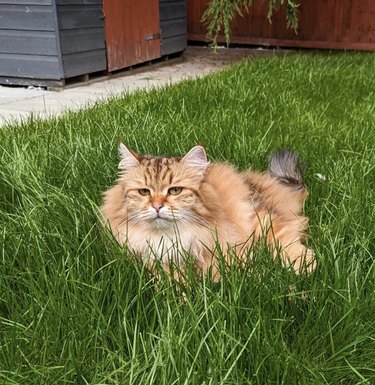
(101, 144), (315, 279)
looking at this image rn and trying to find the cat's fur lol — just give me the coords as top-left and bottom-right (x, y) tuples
(101, 144), (315, 279)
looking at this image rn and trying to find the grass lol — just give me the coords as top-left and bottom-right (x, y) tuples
(1, 50), (375, 384)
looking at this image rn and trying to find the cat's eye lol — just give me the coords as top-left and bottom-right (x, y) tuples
(138, 188), (151, 196)
(168, 187), (183, 196)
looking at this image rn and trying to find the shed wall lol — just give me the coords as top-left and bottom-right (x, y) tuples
(0, 0), (185, 86)
(0, 2), (63, 80)
(160, 0), (187, 56)
(0, 0), (106, 84)
(56, 0), (106, 78)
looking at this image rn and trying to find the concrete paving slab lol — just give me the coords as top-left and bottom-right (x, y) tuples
(0, 86), (48, 106)
(0, 46), (275, 127)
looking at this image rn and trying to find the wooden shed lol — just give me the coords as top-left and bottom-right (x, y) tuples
(0, 0), (107, 87)
(188, 0), (375, 51)
(103, 0), (187, 71)
(0, 0), (187, 87)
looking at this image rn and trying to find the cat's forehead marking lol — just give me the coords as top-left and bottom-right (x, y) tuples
(140, 156), (180, 185)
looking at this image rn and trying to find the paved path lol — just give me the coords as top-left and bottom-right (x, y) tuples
(0, 46), (273, 127)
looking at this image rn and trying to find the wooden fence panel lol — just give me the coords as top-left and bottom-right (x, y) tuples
(187, 0), (375, 50)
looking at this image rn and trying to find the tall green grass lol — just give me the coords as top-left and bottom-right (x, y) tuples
(1, 51), (374, 384)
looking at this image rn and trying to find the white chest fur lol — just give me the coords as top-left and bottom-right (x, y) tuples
(125, 223), (210, 264)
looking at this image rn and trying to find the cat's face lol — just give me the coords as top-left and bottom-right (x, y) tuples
(118, 144), (209, 231)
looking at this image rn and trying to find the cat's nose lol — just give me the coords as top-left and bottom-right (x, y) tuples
(152, 203), (164, 213)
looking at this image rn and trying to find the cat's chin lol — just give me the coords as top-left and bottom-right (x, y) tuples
(148, 216), (175, 230)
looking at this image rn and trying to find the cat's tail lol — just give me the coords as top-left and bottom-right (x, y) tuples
(268, 150), (304, 189)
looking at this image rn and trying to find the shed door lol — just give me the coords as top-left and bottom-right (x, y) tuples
(103, 0), (161, 71)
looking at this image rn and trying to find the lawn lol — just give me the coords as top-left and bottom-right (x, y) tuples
(0, 51), (374, 385)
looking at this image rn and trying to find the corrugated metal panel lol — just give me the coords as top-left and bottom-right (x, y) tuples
(160, 0), (186, 56)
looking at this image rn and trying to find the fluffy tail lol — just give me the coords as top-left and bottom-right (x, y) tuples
(268, 150), (304, 189)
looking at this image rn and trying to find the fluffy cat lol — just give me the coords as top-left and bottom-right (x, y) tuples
(101, 144), (315, 279)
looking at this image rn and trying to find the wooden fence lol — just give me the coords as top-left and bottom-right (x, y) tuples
(187, 0), (375, 51)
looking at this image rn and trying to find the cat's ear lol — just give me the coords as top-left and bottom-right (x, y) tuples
(181, 145), (209, 177)
(118, 143), (140, 170)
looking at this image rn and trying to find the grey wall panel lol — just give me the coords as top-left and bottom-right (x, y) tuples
(57, 4), (103, 29)
(160, 2), (185, 20)
(0, 53), (62, 78)
(59, 28), (105, 54)
(160, 19), (186, 38)
(62, 49), (106, 77)
(0, 1), (106, 84)
(57, 3), (106, 76)
(0, 5), (55, 30)
(161, 35), (186, 55)
(0, 1), (52, 4)
(0, 30), (58, 55)
(56, 0), (101, 4)
(160, 0), (186, 55)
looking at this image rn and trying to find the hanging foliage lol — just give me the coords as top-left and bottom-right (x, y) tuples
(202, 0), (300, 45)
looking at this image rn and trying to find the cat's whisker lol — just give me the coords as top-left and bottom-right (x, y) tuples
(178, 214), (212, 230)
(177, 214), (210, 229)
